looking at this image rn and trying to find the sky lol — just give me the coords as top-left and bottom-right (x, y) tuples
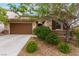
(0, 3), (37, 16)
(0, 3), (19, 10)
(0, 3), (9, 9)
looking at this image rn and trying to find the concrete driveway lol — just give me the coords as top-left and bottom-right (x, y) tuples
(0, 35), (31, 56)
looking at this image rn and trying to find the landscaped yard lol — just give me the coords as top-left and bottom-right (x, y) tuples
(18, 37), (79, 56)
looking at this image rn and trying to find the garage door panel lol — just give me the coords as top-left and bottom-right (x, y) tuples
(10, 23), (32, 34)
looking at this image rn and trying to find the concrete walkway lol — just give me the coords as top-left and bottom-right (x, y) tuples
(0, 35), (31, 56)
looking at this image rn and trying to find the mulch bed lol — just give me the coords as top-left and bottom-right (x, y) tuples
(18, 37), (79, 56)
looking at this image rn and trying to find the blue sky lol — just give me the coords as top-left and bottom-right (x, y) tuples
(0, 3), (19, 9)
(0, 3), (9, 9)
(0, 3), (38, 16)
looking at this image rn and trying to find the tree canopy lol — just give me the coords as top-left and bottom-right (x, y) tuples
(7, 3), (77, 20)
(0, 7), (8, 25)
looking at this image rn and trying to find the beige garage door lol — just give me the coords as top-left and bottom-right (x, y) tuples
(10, 23), (32, 34)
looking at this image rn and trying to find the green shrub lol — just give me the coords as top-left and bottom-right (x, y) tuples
(75, 32), (79, 48)
(73, 27), (79, 33)
(71, 29), (79, 47)
(58, 42), (71, 54)
(45, 32), (60, 45)
(26, 41), (37, 53)
(33, 26), (51, 40)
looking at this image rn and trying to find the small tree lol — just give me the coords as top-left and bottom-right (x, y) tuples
(8, 3), (36, 17)
(8, 3), (29, 16)
(0, 7), (8, 25)
(50, 3), (77, 42)
(33, 3), (78, 42)
(32, 3), (50, 26)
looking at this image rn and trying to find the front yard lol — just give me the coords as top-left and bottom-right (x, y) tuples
(18, 37), (79, 56)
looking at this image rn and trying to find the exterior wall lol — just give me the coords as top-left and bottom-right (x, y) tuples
(44, 20), (52, 30)
(4, 24), (10, 34)
(32, 22), (37, 30)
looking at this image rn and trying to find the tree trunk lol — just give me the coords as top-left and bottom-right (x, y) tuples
(62, 20), (71, 42)
(65, 29), (70, 42)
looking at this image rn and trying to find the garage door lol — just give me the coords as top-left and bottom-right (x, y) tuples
(10, 23), (32, 34)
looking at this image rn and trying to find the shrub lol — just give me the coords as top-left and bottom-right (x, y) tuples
(45, 32), (60, 45)
(74, 27), (79, 33)
(33, 26), (51, 40)
(72, 27), (79, 47)
(58, 42), (71, 54)
(72, 27), (79, 35)
(26, 41), (37, 53)
(75, 32), (79, 48)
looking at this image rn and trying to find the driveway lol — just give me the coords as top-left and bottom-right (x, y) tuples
(0, 35), (31, 56)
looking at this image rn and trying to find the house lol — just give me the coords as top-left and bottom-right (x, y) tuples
(1, 10), (78, 37)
